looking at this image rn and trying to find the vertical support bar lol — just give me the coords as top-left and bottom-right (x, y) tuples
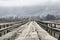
(50, 30), (52, 35)
(54, 24), (56, 28)
(3, 25), (5, 28)
(5, 25), (7, 27)
(7, 29), (10, 33)
(0, 26), (1, 29)
(54, 32), (55, 37)
(48, 24), (50, 27)
(49, 24), (50, 26)
(52, 24), (54, 27)
(49, 29), (50, 33)
(50, 29), (52, 35)
(58, 34), (60, 40)
(4, 31), (5, 35)
(0, 32), (2, 37)
(2, 31), (4, 36)
(5, 30), (7, 34)
(6, 24), (9, 27)
(49, 29), (52, 35)
(50, 24), (52, 27)
(48, 29), (49, 32)
(1, 25), (3, 29)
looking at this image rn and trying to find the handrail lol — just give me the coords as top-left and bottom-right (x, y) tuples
(0, 20), (27, 25)
(0, 21), (29, 40)
(0, 23), (21, 32)
(36, 21), (60, 40)
(0, 21), (28, 37)
(0, 21), (27, 31)
(41, 21), (60, 25)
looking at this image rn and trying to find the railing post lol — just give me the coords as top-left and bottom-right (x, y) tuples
(0, 32), (2, 37)
(50, 30), (52, 35)
(48, 24), (50, 27)
(54, 32), (55, 37)
(6, 24), (9, 27)
(7, 29), (11, 33)
(5, 30), (7, 34)
(49, 29), (50, 33)
(0, 26), (1, 29)
(1, 25), (3, 29)
(49, 24), (52, 27)
(50, 24), (52, 27)
(47, 29), (49, 32)
(54, 24), (56, 28)
(49, 24), (50, 26)
(2, 31), (4, 36)
(58, 34), (60, 40)
(48, 29), (50, 33)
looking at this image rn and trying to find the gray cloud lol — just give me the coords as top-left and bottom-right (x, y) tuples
(0, 4), (60, 17)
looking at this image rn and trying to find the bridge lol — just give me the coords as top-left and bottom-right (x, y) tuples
(0, 20), (60, 40)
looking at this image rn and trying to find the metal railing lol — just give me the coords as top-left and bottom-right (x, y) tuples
(0, 20), (28, 37)
(36, 21), (60, 40)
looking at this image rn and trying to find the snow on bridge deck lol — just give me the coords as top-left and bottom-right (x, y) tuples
(15, 21), (57, 40)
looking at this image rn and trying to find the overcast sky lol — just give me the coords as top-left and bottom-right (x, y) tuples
(0, 0), (60, 17)
(0, 0), (60, 7)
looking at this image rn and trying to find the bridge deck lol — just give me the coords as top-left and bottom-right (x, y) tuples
(15, 21), (57, 40)
(0, 21), (57, 40)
